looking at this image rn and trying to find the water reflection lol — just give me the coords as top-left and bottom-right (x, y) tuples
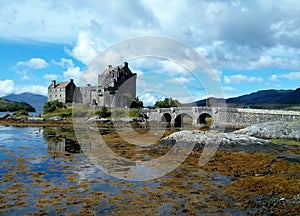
(43, 127), (81, 156)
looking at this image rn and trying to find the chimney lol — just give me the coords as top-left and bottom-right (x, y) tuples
(52, 80), (56, 87)
(124, 62), (128, 68)
(108, 65), (112, 68)
(70, 79), (73, 83)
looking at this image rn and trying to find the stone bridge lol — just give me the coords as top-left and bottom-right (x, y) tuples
(144, 107), (300, 128)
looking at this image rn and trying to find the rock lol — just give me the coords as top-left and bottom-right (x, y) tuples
(84, 116), (110, 123)
(159, 130), (270, 149)
(46, 116), (65, 121)
(234, 121), (300, 140)
(0, 113), (10, 120)
(25, 117), (45, 122)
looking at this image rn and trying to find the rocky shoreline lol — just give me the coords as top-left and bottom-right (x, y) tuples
(157, 121), (300, 153)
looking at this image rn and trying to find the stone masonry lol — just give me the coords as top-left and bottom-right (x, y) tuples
(48, 62), (137, 108)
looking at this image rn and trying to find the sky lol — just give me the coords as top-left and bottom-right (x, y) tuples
(0, 0), (300, 106)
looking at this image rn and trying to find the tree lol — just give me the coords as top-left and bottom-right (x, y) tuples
(154, 98), (180, 108)
(130, 97), (143, 108)
(95, 105), (111, 118)
(43, 100), (65, 113)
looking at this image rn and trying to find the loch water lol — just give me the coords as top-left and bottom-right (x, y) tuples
(0, 125), (299, 215)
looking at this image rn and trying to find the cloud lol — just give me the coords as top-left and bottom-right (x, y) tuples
(15, 58), (49, 70)
(13, 58), (49, 80)
(223, 86), (235, 92)
(0, 79), (48, 96)
(63, 66), (82, 83)
(270, 71), (300, 81)
(2, 0), (300, 98)
(52, 58), (74, 68)
(0, 80), (15, 97)
(68, 31), (98, 65)
(43, 74), (58, 80)
(224, 74), (264, 84)
(167, 77), (190, 84)
(138, 92), (165, 106)
(14, 85), (48, 96)
(52, 58), (83, 83)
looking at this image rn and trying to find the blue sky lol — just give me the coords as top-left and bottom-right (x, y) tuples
(0, 0), (300, 105)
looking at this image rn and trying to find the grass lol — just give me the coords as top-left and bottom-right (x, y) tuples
(269, 139), (300, 146)
(41, 106), (73, 118)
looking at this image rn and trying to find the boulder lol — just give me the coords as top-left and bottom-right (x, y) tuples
(0, 113), (10, 120)
(159, 130), (270, 149)
(234, 121), (300, 140)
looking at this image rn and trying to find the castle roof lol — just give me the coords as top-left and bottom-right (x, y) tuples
(54, 81), (70, 88)
(48, 79), (75, 89)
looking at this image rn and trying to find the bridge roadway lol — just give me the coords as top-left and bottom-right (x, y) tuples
(143, 107), (300, 128)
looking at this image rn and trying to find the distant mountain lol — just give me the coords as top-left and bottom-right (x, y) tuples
(194, 88), (300, 109)
(0, 98), (35, 112)
(3, 93), (47, 113)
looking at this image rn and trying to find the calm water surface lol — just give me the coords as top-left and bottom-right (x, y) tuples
(1, 125), (297, 215)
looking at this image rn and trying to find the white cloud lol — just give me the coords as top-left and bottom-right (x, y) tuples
(0, 79), (48, 96)
(270, 71), (300, 81)
(43, 74), (58, 80)
(13, 58), (49, 80)
(224, 74), (264, 84)
(52, 58), (74, 68)
(15, 58), (49, 70)
(0, 80), (15, 97)
(63, 66), (82, 83)
(52, 58), (83, 83)
(68, 31), (98, 64)
(167, 77), (190, 84)
(14, 85), (48, 96)
(138, 92), (165, 106)
(223, 86), (235, 92)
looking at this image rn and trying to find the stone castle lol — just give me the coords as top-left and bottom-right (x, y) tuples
(48, 62), (137, 107)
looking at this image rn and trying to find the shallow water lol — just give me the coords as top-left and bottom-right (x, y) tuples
(0, 125), (299, 215)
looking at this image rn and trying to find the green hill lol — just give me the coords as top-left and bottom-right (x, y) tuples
(194, 87), (300, 110)
(0, 98), (36, 112)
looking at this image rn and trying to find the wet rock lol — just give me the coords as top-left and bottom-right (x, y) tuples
(0, 114), (10, 120)
(234, 121), (300, 140)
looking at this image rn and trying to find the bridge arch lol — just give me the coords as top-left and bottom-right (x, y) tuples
(197, 113), (212, 125)
(174, 113), (193, 127)
(161, 113), (172, 123)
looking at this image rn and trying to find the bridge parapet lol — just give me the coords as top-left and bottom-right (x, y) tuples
(144, 107), (300, 128)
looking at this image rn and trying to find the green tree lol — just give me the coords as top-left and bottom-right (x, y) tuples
(95, 105), (111, 118)
(14, 110), (29, 117)
(130, 97), (144, 108)
(43, 100), (65, 113)
(155, 98), (180, 108)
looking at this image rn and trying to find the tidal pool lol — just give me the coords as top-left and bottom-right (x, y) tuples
(0, 125), (299, 215)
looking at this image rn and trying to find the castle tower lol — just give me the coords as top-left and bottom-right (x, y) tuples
(98, 62), (137, 107)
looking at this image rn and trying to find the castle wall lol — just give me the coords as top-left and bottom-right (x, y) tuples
(48, 87), (66, 103)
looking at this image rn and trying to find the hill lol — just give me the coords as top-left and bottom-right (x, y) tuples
(0, 98), (36, 112)
(194, 88), (300, 110)
(3, 93), (47, 113)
